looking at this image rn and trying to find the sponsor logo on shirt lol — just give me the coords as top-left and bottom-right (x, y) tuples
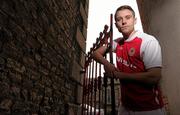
(116, 57), (137, 69)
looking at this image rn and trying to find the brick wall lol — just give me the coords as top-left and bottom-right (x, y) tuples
(0, 0), (88, 114)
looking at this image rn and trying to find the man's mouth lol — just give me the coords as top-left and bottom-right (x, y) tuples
(121, 26), (128, 29)
(121, 26), (128, 30)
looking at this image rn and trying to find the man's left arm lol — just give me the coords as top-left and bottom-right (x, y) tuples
(113, 67), (161, 85)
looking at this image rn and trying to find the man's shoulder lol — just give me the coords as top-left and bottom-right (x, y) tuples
(137, 31), (157, 41)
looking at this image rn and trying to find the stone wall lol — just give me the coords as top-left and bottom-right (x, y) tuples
(0, 0), (89, 114)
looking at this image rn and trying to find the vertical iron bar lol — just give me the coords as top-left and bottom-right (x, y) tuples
(81, 57), (87, 115)
(98, 63), (102, 115)
(90, 60), (94, 115)
(109, 14), (116, 115)
(104, 43), (108, 115)
(103, 25), (109, 115)
(103, 72), (107, 115)
(85, 67), (88, 115)
(87, 62), (91, 115)
(81, 67), (85, 114)
(85, 65), (89, 115)
(94, 62), (97, 115)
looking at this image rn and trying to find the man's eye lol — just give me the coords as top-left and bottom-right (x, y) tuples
(117, 18), (122, 21)
(126, 16), (132, 19)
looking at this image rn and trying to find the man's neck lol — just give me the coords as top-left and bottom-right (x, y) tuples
(123, 30), (136, 40)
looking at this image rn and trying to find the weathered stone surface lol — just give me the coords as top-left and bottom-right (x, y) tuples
(76, 27), (86, 52)
(0, 0), (88, 114)
(0, 99), (13, 111)
(76, 85), (83, 104)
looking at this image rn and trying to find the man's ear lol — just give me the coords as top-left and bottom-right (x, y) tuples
(115, 22), (118, 28)
(134, 17), (137, 24)
(115, 22), (122, 33)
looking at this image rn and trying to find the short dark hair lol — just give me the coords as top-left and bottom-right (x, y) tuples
(114, 5), (135, 21)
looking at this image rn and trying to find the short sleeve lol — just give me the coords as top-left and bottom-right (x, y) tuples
(143, 40), (162, 69)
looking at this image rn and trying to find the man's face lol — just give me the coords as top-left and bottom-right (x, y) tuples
(115, 9), (136, 36)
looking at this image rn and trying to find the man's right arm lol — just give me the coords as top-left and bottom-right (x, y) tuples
(92, 46), (117, 73)
(92, 46), (108, 64)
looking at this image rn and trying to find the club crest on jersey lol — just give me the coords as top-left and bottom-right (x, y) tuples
(128, 47), (135, 56)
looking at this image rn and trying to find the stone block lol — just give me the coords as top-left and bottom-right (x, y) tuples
(76, 27), (86, 52)
(0, 99), (13, 111)
(80, 52), (86, 68)
(80, 3), (88, 26)
(83, 24), (88, 38)
(76, 85), (83, 104)
(71, 59), (82, 83)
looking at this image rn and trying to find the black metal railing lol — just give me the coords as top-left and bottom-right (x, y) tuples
(81, 14), (116, 115)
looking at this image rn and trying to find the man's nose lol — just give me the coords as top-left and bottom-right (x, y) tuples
(122, 19), (127, 25)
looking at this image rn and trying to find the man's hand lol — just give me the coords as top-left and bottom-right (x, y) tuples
(104, 62), (117, 73)
(92, 45), (119, 78)
(103, 62), (118, 78)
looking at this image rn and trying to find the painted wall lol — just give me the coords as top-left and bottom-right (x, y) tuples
(137, 0), (180, 114)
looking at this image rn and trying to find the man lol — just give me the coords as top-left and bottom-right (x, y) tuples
(92, 5), (166, 115)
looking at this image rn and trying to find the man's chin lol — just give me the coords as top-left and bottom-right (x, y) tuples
(121, 30), (131, 35)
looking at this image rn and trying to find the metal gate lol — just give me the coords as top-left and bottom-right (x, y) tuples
(81, 14), (117, 115)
